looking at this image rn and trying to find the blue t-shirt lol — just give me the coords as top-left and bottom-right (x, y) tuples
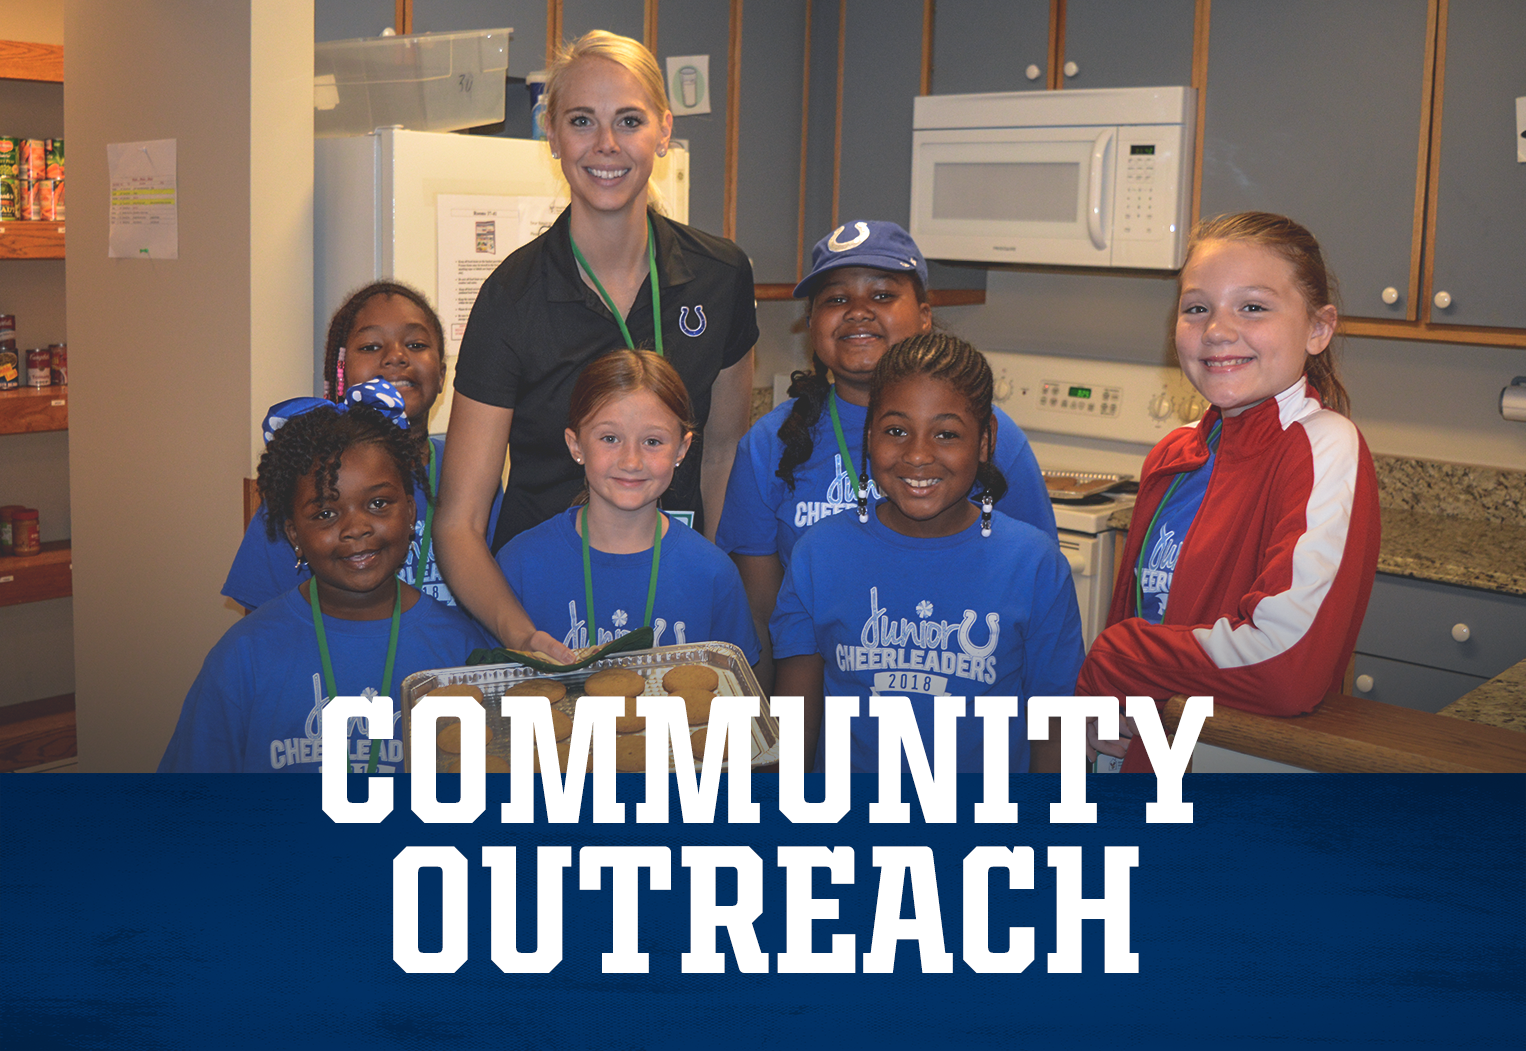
(497, 508), (761, 662)
(222, 435), (504, 610)
(771, 504), (1084, 773)
(716, 391), (1057, 570)
(158, 587), (496, 773)
(1136, 420), (1221, 624)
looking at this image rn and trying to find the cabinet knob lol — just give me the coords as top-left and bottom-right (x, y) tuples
(1433, 290), (1452, 309)
(1026, 64), (1042, 81)
(1451, 623), (1471, 643)
(1381, 286), (1399, 305)
(1355, 674), (1374, 693)
(1063, 61), (1079, 78)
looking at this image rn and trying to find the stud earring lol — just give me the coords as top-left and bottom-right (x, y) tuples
(980, 493), (994, 538)
(657, 146), (667, 157)
(550, 150), (559, 160)
(856, 473), (869, 524)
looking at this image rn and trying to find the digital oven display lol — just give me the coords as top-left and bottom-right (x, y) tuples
(1068, 385), (1092, 399)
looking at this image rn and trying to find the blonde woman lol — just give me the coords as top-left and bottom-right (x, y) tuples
(436, 31), (758, 657)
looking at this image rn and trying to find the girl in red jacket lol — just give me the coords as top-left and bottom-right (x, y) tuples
(1077, 212), (1380, 770)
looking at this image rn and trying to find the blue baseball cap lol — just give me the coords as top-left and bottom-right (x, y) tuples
(793, 220), (930, 298)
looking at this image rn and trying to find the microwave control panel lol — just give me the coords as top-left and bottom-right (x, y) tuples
(1110, 123), (1189, 268)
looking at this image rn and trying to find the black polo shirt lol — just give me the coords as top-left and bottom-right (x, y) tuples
(455, 208), (758, 552)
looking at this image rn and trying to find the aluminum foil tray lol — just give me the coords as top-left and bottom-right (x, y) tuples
(1042, 469), (1133, 501)
(399, 641), (774, 774)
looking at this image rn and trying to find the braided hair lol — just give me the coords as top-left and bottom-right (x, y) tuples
(256, 405), (430, 544)
(321, 281), (446, 402)
(862, 332), (1007, 506)
(774, 273), (929, 490)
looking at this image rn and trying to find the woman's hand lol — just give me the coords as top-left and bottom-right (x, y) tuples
(520, 629), (578, 666)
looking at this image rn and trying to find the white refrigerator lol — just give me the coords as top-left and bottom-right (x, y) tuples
(314, 127), (690, 433)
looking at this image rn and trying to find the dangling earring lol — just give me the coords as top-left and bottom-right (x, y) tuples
(293, 549), (307, 570)
(856, 472), (869, 523)
(335, 347), (346, 400)
(980, 493), (994, 538)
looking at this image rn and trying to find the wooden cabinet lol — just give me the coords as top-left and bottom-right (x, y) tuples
(1352, 574), (1526, 712)
(1200, 0), (1432, 324)
(1200, 0), (1525, 342)
(1426, 0), (1526, 330)
(1060, 0), (1196, 91)
(931, 0), (1051, 95)
(0, 40), (71, 609)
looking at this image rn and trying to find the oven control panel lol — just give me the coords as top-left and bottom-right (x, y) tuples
(988, 351), (1205, 444)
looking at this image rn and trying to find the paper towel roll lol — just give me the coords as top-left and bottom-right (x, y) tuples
(1501, 378), (1526, 422)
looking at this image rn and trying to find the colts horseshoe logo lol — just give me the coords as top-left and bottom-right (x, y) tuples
(679, 305), (707, 337)
(827, 221), (871, 253)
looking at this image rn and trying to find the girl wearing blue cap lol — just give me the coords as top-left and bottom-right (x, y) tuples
(715, 221), (1056, 688)
(160, 380), (494, 773)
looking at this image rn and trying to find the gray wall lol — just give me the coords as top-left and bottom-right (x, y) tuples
(66, 0), (314, 768)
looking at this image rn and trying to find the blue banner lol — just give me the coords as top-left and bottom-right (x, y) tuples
(3, 773), (1521, 1049)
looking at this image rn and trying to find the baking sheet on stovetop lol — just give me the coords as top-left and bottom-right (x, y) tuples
(1042, 470), (1134, 501)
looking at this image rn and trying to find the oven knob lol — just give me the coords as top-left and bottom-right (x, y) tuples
(1179, 395), (1208, 422)
(1147, 392), (1173, 420)
(994, 376), (1013, 402)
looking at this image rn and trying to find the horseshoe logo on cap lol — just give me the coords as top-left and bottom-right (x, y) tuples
(827, 222), (871, 253)
(679, 305), (707, 337)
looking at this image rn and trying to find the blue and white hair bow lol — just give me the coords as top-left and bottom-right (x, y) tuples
(261, 377), (411, 443)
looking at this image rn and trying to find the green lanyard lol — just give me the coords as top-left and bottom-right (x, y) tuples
(568, 216), (664, 356)
(1134, 418), (1221, 618)
(309, 577), (402, 775)
(827, 388), (861, 493)
(580, 505), (664, 644)
(414, 440), (437, 590)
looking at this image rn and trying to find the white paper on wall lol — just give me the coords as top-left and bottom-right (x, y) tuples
(107, 139), (178, 259)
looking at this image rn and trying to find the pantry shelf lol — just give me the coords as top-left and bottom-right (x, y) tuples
(0, 385), (68, 434)
(0, 539), (72, 607)
(0, 223), (65, 259)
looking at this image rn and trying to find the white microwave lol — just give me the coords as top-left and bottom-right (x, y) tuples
(910, 86), (1196, 270)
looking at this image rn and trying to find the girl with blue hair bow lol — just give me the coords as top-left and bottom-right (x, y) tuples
(159, 380), (494, 773)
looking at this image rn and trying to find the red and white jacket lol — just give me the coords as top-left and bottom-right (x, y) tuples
(1077, 378), (1380, 733)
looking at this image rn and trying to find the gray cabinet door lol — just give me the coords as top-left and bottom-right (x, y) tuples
(1355, 574), (1526, 680)
(1351, 654), (1486, 714)
(1062, 0), (1195, 91)
(931, 0), (1051, 95)
(1199, 0), (1429, 320)
(1427, 0), (1526, 329)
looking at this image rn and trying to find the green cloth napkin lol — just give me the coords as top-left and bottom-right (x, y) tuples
(466, 626), (655, 673)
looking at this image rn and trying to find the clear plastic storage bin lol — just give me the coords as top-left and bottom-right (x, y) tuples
(314, 28), (511, 137)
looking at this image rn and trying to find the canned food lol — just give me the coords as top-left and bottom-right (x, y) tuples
(26, 347), (51, 387)
(49, 344), (67, 385)
(11, 508), (41, 557)
(0, 176), (17, 222)
(0, 345), (18, 389)
(52, 179), (64, 221)
(20, 139), (45, 181)
(0, 505), (24, 555)
(0, 137), (18, 180)
(45, 138), (63, 181)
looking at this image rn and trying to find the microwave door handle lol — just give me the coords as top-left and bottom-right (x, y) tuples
(1087, 128), (1115, 251)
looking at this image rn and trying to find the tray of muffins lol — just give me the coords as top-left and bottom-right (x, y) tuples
(398, 641), (776, 774)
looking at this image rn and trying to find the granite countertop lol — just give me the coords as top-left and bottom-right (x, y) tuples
(1105, 456), (1526, 597)
(1440, 659), (1526, 734)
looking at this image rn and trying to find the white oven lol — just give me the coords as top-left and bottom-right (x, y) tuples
(989, 352), (1208, 646)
